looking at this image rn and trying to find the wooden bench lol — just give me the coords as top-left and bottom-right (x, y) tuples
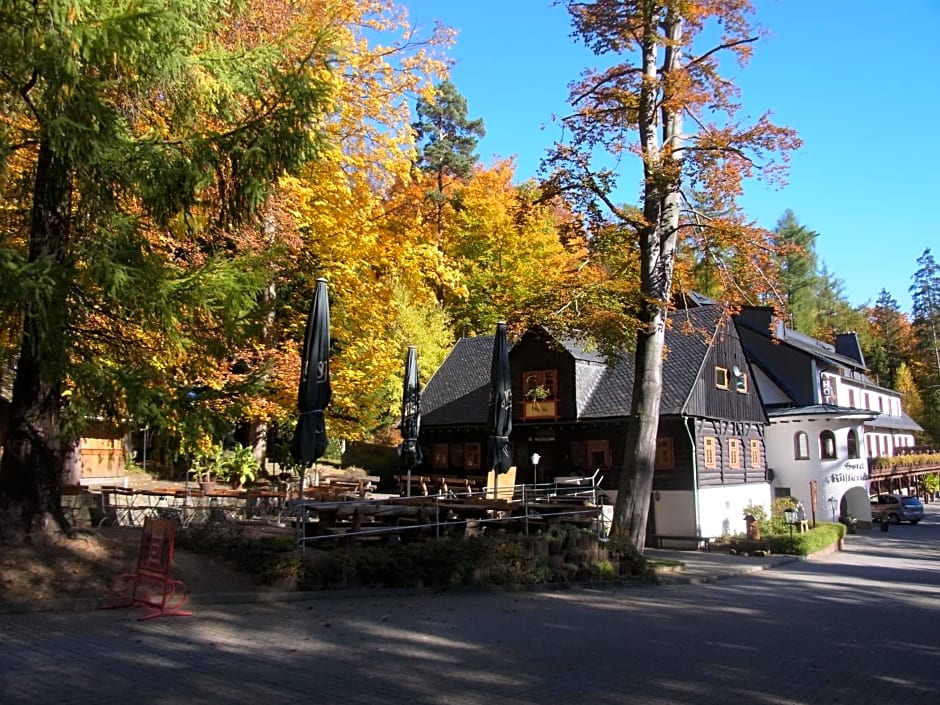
(649, 534), (721, 552)
(394, 473), (430, 496)
(429, 475), (482, 497)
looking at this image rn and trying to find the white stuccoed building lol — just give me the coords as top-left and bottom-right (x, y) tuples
(735, 308), (921, 525)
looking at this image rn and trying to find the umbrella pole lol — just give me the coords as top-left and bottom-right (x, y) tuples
(407, 469), (412, 497)
(297, 465), (307, 561)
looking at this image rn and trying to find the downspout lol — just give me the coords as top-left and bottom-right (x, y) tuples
(683, 414), (701, 536)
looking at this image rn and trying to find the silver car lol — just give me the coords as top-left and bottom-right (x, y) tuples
(870, 494), (924, 524)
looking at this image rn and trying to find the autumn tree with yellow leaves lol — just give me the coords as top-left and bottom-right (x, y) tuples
(545, 0), (801, 550)
(0, 0), (338, 540)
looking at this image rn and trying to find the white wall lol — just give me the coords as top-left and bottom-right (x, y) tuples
(698, 483), (771, 537)
(651, 490), (696, 536)
(765, 416), (869, 522)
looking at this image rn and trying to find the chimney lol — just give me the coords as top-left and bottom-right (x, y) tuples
(835, 332), (866, 368)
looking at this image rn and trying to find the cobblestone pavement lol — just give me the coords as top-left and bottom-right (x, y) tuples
(3, 505), (940, 705)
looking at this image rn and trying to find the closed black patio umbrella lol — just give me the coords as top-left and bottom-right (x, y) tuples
(487, 322), (513, 497)
(290, 277), (332, 471)
(399, 345), (422, 497)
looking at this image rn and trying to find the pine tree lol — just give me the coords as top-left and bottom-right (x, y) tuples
(909, 248), (940, 443)
(412, 80), (485, 302)
(773, 210), (818, 333)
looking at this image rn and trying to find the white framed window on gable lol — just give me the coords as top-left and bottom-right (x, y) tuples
(732, 365), (748, 393)
(715, 366), (729, 389)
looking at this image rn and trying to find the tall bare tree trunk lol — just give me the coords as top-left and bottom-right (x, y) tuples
(0, 140), (73, 542)
(612, 11), (684, 552)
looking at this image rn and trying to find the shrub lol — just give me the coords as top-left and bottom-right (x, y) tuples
(768, 496), (798, 536)
(765, 522), (843, 556)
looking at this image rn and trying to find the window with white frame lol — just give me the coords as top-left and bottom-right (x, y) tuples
(820, 430), (837, 459)
(794, 431), (809, 460)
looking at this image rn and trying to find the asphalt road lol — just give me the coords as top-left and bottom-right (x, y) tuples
(2, 504), (939, 705)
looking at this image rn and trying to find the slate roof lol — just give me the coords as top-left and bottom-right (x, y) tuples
(420, 335), (494, 427)
(869, 412), (923, 432)
(766, 404), (878, 420)
(579, 306), (722, 418)
(421, 305), (726, 427)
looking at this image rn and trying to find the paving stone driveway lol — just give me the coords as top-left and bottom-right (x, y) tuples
(3, 504), (940, 705)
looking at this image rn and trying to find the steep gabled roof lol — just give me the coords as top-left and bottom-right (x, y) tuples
(577, 305), (722, 417)
(421, 335), (494, 427)
(422, 305), (727, 427)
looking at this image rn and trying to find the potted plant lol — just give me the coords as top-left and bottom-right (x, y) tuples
(189, 445), (223, 493)
(841, 514), (858, 534)
(214, 445), (260, 489)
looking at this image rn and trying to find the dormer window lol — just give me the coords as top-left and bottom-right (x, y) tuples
(523, 369), (558, 420)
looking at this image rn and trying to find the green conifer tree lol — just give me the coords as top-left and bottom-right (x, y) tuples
(0, 0), (333, 540)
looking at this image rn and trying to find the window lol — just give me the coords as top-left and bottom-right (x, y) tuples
(449, 443), (464, 469)
(794, 432), (809, 460)
(570, 441), (586, 470)
(703, 436), (717, 469)
(728, 438), (742, 469)
(654, 437), (675, 470)
(847, 429), (859, 459)
(715, 366), (729, 389)
(847, 388), (855, 407)
(749, 439), (762, 468)
(586, 440), (611, 468)
(523, 369), (559, 419)
(523, 369), (557, 400)
(464, 443), (481, 470)
(820, 430), (836, 459)
(734, 368), (748, 393)
(432, 443), (449, 470)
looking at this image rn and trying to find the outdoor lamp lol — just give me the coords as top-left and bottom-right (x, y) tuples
(827, 496), (838, 522)
(784, 506), (798, 538)
(530, 452), (541, 487)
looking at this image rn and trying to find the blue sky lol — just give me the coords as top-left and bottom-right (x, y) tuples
(402, 0), (940, 314)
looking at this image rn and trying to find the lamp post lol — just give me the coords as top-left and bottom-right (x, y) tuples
(828, 496), (838, 522)
(784, 506), (797, 539)
(530, 452), (541, 487)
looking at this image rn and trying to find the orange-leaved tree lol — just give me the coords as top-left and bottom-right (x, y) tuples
(282, 0), (455, 440)
(544, 0), (801, 550)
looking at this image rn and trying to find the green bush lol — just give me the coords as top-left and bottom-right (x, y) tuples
(768, 496), (798, 536)
(765, 521), (843, 556)
(177, 523), (301, 586)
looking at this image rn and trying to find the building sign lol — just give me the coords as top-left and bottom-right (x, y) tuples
(828, 460), (869, 484)
(820, 373), (838, 404)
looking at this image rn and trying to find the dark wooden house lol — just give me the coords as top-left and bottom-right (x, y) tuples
(420, 303), (771, 539)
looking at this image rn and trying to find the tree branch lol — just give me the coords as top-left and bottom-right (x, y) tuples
(687, 36), (759, 68)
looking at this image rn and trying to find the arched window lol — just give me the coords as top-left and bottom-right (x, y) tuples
(820, 430), (837, 459)
(847, 429), (859, 459)
(794, 431), (809, 460)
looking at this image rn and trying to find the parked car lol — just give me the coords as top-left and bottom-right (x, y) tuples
(870, 494), (924, 524)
